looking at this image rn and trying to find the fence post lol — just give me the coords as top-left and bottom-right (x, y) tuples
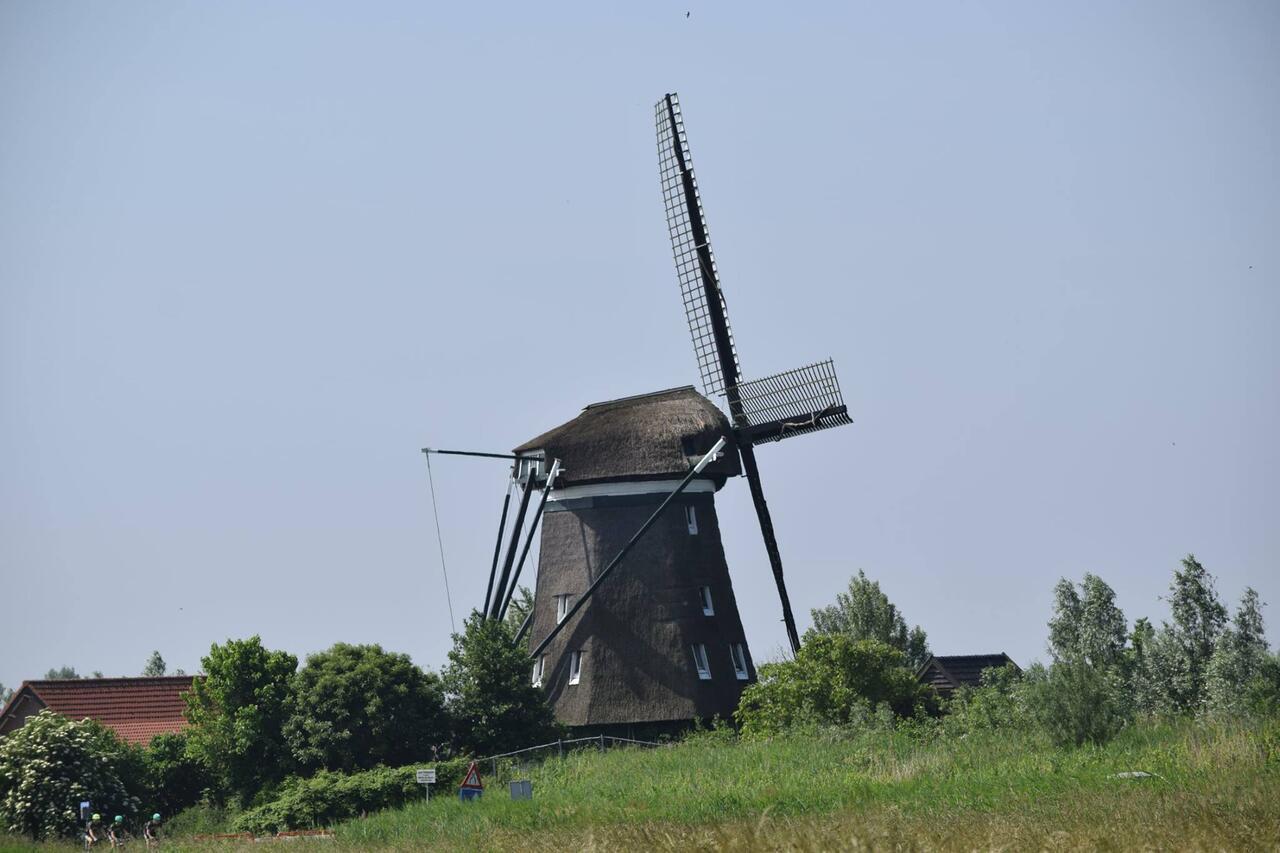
(599, 733), (605, 753)
(492, 758), (497, 781)
(557, 739), (563, 759)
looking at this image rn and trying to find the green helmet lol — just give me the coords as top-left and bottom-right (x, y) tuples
(153, 813), (161, 821)
(114, 815), (124, 823)
(92, 814), (101, 821)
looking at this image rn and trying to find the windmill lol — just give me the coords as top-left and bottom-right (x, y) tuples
(469, 93), (851, 733)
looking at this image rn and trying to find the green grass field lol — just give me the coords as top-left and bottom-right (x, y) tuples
(5, 718), (1278, 851)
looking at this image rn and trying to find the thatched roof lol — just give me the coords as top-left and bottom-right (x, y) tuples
(514, 386), (741, 487)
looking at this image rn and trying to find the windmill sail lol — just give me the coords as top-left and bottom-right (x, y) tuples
(735, 359), (853, 444)
(656, 93), (741, 398)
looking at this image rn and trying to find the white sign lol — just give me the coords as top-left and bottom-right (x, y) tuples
(416, 768), (437, 785)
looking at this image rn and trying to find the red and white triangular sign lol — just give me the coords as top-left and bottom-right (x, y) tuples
(459, 761), (484, 790)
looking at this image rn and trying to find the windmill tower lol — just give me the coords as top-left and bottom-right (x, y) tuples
(492, 94), (852, 733)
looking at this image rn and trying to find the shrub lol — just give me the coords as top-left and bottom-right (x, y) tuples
(944, 663), (1032, 734)
(0, 711), (138, 839)
(233, 758), (472, 835)
(736, 636), (926, 738)
(1022, 661), (1129, 747)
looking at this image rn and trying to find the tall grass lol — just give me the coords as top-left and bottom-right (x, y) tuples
(4, 717), (1276, 851)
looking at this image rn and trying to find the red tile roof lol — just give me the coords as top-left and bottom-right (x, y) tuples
(3, 676), (198, 745)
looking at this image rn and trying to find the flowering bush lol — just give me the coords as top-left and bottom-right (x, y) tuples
(0, 710), (137, 839)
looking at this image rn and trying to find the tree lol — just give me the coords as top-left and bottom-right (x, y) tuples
(1153, 554), (1229, 713)
(142, 651), (167, 677)
(141, 732), (211, 818)
(1206, 588), (1269, 715)
(1244, 652), (1280, 717)
(736, 636), (926, 737)
(184, 636), (297, 804)
(1047, 579), (1082, 663)
(0, 683), (12, 706)
(0, 711), (137, 839)
(43, 666), (80, 680)
(1126, 617), (1162, 715)
(504, 586), (534, 632)
(809, 570), (931, 669)
(1047, 573), (1126, 668)
(442, 613), (560, 756)
(284, 643), (449, 773)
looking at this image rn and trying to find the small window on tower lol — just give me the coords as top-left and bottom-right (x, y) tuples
(555, 594), (573, 624)
(568, 651), (583, 685)
(699, 586), (714, 616)
(531, 655), (546, 688)
(684, 504), (698, 535)
(730, 643), (750, 680)
(692, 644), (711, 680)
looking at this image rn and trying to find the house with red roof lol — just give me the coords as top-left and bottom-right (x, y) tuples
(0, 676), (198, 745)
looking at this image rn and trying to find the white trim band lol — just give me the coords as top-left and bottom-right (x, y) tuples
(548, 478), (716, 503)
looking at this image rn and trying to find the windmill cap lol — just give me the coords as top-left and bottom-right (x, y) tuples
(513, 387), (740, 487)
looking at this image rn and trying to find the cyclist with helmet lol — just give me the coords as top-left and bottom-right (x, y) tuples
(108, 815), (129, 848)
(85, 813), (104, 848)
(143, 813), (162, 848)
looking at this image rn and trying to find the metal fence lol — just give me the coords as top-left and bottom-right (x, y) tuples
(477, 735), (664, 785)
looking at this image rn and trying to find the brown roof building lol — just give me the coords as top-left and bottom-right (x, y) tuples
(917, 654), (1020, 698)
(0, 676), (197, 745)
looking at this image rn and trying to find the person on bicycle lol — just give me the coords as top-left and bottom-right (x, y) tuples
(85, 813), (103, 848)
(108, 815), (128, 848)
(143, 813), (161, 848)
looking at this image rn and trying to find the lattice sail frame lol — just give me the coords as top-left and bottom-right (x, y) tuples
(735, 359), (852, 443)
(656, 93), (740, 397)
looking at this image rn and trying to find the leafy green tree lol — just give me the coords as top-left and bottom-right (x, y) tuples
(1047, 573), (1126, 668)
(284, 643), (449, 773)
(0, 711), (137, 839)
(142, 651), (167, 677)
(0, 683), (12, 705)
(1206, 588), (1269, 715)
(43, 666), (80, 680)
(1126, 617), (1163, 715)
(504, 586), (534, 632)
(1150, 554), (1229, 713)
(140, 732), (211, 818)
(442, 613), (560, 756)
(184, 636), (297, 804)
(809, 570), (930, 669)
(736, 636), (926, 737)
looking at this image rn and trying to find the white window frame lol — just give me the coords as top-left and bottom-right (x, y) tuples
(699, 586), (714, 616)
(685, 504), (698, 535)
(692, 643), (711, 680)
(568, 650), (583, 685)
(730, 643), (749, 680)
(531, 654), (546, 688)
(555, 594), (573, 624)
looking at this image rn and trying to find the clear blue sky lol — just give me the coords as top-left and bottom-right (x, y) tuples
(2, 1), (1276, 689)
